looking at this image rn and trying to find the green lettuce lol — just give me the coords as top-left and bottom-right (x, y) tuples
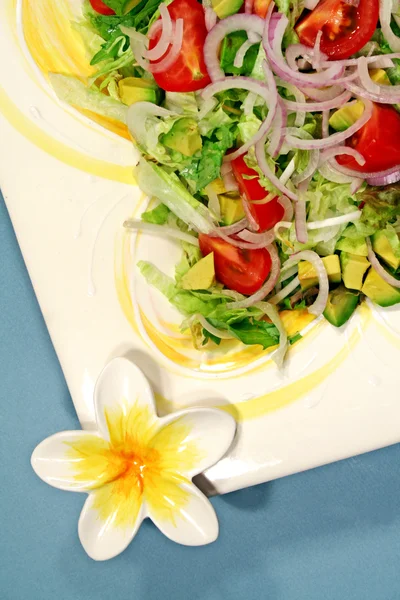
(141, 203), (170, 224)
(220, 31), (260, 76)
(136, 159), (214, 232)
(49, 73), (128, 122)
(207, 317), (280, 349)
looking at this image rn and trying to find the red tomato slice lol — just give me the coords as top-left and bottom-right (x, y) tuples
(295, 0), (379, 60)
(199, 234), (272, 296)
(336, 104), (400, 173)
(231, 155), (285, 232)
(149, 0), (211, 92)
(89, 0), (115, 15)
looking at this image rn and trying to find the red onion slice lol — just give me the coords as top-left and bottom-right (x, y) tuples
(319, 146), (365, 166)
(263, 8), (344, 89)
(276, 79), (306, 127)
(255, 133), (298, 201)
(203, 14), (265, 81)
(211, 229), (270, 249)
(127, 102), (178, 147)
(285, 99), (373, 150)
(149, 19), (184, 73)
(237, 229), (275, 245)
(269, 275), (300, 304)
(202, 66), (278, 163)
(292, 149), (320, 185)
(234, 38), (257, 69)
(284, 250), (329, 316)
(283, 89), (352, 112)
(244, 0), (254, 12)
(241, 195), (260, 231)
(331, 159), (400, 185)
(268, 98), (287, 158)
(295, 199), (308, 243)
(227, 244), (281, 308)
(121, 27), (150, 70)
(300, 85), (345, 101)
(146, 3), (173, 60)
(304, 0), (320, 8)
(204, 6), (218, 32)
(380, 0), (400, 52)
(124, 219), (200, 246)
(255, 301), (288, 367)
(278, 196), (294, 222)
(222, 169), (240, 192)
(367, 238), (400, 288)
(343, 79), (400, 104)
(194, 314), (235, 339)
(215, 218), (248, 235)
(285, 44), (313, 72)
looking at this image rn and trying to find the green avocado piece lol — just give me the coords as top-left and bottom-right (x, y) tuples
(162, 118), (202, 157)
(298, 255), (341, 291)
(362, 268), (400, 307)
(329, 100), (364, 132)
(371, 230), (400, 270)
(219, 193), (245, 225)
(323, 285), (359, 328)
(212, 0), (244, 18)
(118, 78), (159, 106)
(340, 252), (370, 291)
(180, 253), (215, 290)
(335, 236), (368, 257)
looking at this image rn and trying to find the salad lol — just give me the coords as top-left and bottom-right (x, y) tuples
(54, 0), (400, 365)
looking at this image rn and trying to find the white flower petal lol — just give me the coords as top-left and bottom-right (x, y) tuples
(31, 431), (110, 492)
(148, 481), (218, 546)
(155, 408), (236, 478)
(94, 357), (158, 442)
(78, 484), (145, 561)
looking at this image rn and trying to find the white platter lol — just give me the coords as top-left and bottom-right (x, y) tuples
(2, 0), (400, 496)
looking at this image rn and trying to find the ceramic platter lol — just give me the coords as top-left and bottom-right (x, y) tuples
(2, 0), (400, 496)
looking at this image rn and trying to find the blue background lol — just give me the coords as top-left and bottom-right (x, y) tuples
(2, 189), (400, 600)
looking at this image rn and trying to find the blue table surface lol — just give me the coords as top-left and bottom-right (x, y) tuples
(2, 189), (400, 600)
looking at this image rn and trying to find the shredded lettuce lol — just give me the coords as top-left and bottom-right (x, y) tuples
(141, 203), (170, 225)
(49, 73), (128, 122)
(136, 159), (214, 232)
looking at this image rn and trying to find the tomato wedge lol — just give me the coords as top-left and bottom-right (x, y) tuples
(336, 104), (400, 173)
(149, 0), (210, 92)
(253, 0), (272, 19)
(231, 155), (285, 232)
(89, 0), (115, 15)
(199, 234), (272, 296)
(295, 0), (379, 60)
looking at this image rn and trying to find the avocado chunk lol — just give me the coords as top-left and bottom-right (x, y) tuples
(298, 255), (341, 291)
(371, 230), (400, 270)
(162, 118), (202, 157)
(323, 285), (359, 328)
(362, 268), (400, 307)
(211, 0), (243, 18)
(329, 100), (364, 132)
(340, 252), (370, 291)
(369, 68), (391, 86)
(219, 193), (245, 225)
(336, 236), (368, 257)
(180, 253), (215, 290)
(118, 78), (160, 106)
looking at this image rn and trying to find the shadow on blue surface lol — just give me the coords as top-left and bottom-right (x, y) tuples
(2, 191), (400, 600)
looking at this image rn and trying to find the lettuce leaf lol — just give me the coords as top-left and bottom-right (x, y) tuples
(141, 203), (170, 224)
(207, 317), (280, 349)
(220, 31), (260, 76)
(136, 159), (214, 232)
(138, 261), (221, 315)
(180, 125), (235, 192)
(49, 73), (128, 122)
